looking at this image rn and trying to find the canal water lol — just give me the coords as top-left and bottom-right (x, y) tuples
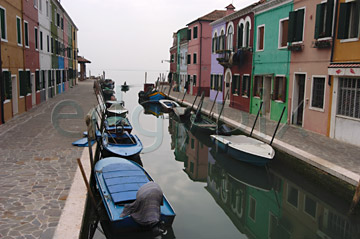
(82, 72), (360, 239)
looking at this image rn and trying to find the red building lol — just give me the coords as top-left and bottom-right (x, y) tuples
(22, 0), (40, 110)
(187, 10), (227, 96)
(169, 33), (177, 86)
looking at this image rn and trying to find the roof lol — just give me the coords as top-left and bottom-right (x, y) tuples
(187, 10), (227, 26)
(78, 56), (91, 63)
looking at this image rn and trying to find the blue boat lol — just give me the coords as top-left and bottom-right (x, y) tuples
(101, 132), (143, 160)
(94, 157), (176, 230)
(138, 89), (166, 104)
(104, 116), (133, 134)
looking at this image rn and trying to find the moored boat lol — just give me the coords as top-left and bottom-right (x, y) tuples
(189, 113), (217, 135)
(104, 115), (133, 134)
(94, 157), (176, 231)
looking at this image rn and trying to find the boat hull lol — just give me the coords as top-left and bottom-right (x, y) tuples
(101, 134), (143, 161)
(189, 114), (217, 135)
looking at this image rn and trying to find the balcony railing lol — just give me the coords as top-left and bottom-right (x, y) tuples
(216, 50), (233, 67)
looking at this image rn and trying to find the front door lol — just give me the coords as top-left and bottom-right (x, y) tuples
(263, 76), (272, 118)
(292, 74), (305, 126)
(31, 73), (36, 105)
(190, 76), (193, 95)
(224, 72), (231, 105)
(11, 75), (18, 115)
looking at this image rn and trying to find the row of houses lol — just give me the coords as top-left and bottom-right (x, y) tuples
(0, 0), (78, 124)
(169, 0), (360, 147)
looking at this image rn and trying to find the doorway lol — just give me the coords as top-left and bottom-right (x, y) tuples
(224, 70), (231, 105)
(11, 75), (18, 115)
(263, 76), (272, 118)
(31, 73), (36, 105)
(292, 74), (306, 126)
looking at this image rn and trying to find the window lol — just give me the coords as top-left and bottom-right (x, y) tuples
(337, 78), (360, 119)
(232, 75), (240, 95)
(287, 184), (299, 208)
(227, 24), (234, 50)
(249, 196), (256, 221)
(218, 75), (223, 91)
(24, 21), (29, 47)
(211, 74), (214, 89)
(288, 9), (305, 43)
(311, 77), (325, 109)
(47, 35), (49, 52)
(257, 25), (264, 51)
(35, 70), (40, 91)
(193, 75), (196, 86)
(193, 53), (197, 64)
(337, 0), (360, 40)
(0, 7), (7, 40)
(51, 37), (53, 53)
(2, 71), (12, 100)
(19, 71), (31, 96)
(16, 17), (22, 46)
(171, 54), (174, 63)
(193, 26), (198, 39)
(61, 17), (64, 30)
(212, 32), (218, 53)
(245, 21), (250, 47)
(57, 13), (60, 27)
(304, 195), (317, 218)
(279, 18), (289, 48)
(187, 54), (191, 64)
(253, 76), (263, 97)
(242, 75), (250, 97)
(238, 23), (244, 48)
(40, 31), (43, 50)
(187, 28), (191, 40)
(34, 27), (38, 50)
(219, 30), (225, 51)
(46, 0), (49, 17)
(273, 76), (286, 102)
(314, 0), (334, 39)
(34, 0), (38, 8)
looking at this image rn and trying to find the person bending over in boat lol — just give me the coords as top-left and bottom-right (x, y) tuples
(120, 182), (166, 236)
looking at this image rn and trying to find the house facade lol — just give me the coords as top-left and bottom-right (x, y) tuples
(169, 32), (177, 87)
(176, 28), (187, 92)
(187, 10), (226, 96)
(328, 0), (360, 146)
(288, 0), (334, 136)
(251, 0), (293, 123)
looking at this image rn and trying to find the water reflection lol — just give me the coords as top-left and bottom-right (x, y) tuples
(168, 119), (360, 239)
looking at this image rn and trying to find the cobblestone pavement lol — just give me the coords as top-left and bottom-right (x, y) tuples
(165, 86), (360, 181)
(0, 81), (97, 239)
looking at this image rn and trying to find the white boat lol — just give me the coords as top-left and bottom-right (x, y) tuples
(106, 102), (128, 117)
(159, 99), (180, 112)
(159, 99), (191, 122)
(210, 134), (275, 166)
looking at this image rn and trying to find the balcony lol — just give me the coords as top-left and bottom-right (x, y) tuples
(216, 50), (233, 67)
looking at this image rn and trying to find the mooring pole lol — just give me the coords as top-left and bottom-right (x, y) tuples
(209, 90), (220, 117)
(190, 91), (200, 110)
(217, 89), (229, 123)
(250, 101), (263, 137)
(270, 106), (286, 145)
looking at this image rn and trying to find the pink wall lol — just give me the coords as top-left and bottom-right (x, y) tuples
(289, 0), (332, 136)
(64, 15), (69, 69)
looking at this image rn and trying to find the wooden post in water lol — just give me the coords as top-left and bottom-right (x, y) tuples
(270, 106), (286, 145)
(250, 101), (263, 137)
(217, 89), (229, 123)
(190, 91), (200, 110)
(145, 72), (147, 84)
(181, 90), (187, 103)
(209, 90), (220, 117)
(77, 158), (98, 211)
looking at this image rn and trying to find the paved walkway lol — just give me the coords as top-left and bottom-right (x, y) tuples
(0, 81), (97, 239)
(164, 86), (360, 187)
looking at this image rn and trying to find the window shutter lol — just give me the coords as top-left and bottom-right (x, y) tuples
(238, 24), (244, 48)
(282, 76), (287, 102)
(187, 29), (191, 40)
(354, 0), (360, 38)
(337, 3), (349, 39)
(272, 78), (277, 101)
(325, 0), (334, 37)
(222, 35), (225, 50)
(295, 9), (304, 42)
(232, 75), (236, 94)
(288, 11), (296, 42)
(247, 75), (251, 96)
(314, 4), (323, 39)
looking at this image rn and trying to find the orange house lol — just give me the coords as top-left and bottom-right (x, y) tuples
(1, 0), (25, 122)
(328, 0), (360, 146)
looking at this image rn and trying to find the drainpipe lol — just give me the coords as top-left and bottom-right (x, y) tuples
(0, 34), (4, 124)
(199, 21), (202, 95)
(329, 0), (339, 86)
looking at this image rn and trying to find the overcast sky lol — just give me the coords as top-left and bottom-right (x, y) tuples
(61, 0), (258, 75)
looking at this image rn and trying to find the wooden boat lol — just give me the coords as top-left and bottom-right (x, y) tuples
(148, 91), (166, 102)
(106, 102), (128, 117)
(141, 102), (164, 118)
(101, 132), (143, 160)
(121, 82), (129, 92)
(101, 79), (115, 89)
(159, 99), (180, 113)
(189, 113), (217, 135)
(94, 157), (176, 231)
(210, 134), (275, 166)
(138, 89), (165, 103)
(105, 100), (125, 109)
(104, 116), (133, 134)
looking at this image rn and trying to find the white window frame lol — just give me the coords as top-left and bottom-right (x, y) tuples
(16, 16), (22, 46)
(303, 194), (317, 220)
(0, 6), (8, 42)
(226, 21), (234, 51)
(244, 16), (252, 48)
(242, 74), (250, 98)
(238, 19), (245, 48)
(212, 30), (218, 53)
(24, 21), (30, 48)
(292, 7), (306, 45)
(193, 52), (197, 64)
(286, 184), (299, 210)
(34, 27), (38, 51)
(39, 30), (43, 51)
(256, 24), (265, 52)
(340, 0), (360, 42)
(309, 75), (326, 112)
(278, 17), (289, 49)
(193, 25), (198, 39)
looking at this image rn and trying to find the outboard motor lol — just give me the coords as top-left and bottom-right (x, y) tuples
(217, 124), (232, 136)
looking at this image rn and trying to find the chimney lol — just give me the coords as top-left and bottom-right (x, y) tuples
(225, 4), (235, 16)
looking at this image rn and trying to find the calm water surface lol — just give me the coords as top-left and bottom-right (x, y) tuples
(84, 72), (360, 239)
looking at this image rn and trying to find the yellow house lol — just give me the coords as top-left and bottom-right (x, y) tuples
(328, 0), (360, 146)
(1, 0), (25, 122)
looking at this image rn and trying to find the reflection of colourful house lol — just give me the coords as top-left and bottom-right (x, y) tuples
(328, 0), (360, 146)
(288, 0), (334, 136)
(187, 9), (226, 96)
(1, 0), (25, 122)
(251, 0), (293, 122)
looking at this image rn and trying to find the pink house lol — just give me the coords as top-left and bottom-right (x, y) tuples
(186, 9), (226, 96)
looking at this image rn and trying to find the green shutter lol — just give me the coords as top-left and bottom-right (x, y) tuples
(353, 0), (360, 38)
(231, 75), (236, 94)
(282, 76), (287, 102)
(17, 18), (21, 44)
(187, 29), (191, 40)
(0, 8), (5, 39)
(238, 24), (244, 47)
(3, 71), (12, 99)
(295, 9), (304, 42)
(288, 11), (296, 42)
(325, 0), (334, 37)
(314, 4), (323, 39)
(337, 3), (350, 39)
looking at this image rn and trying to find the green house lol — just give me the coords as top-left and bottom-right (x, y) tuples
(250, 0), (293, 123)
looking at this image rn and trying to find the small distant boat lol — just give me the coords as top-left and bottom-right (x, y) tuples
(94, 157), (176, 231)
(101, 79), (115, 89)
(101, 132), (143, 160)
(104, 116), (133, 134)
(121, 82), (130, 92)
(211, 134), (275, 166)
(106, 102), (128, 117)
